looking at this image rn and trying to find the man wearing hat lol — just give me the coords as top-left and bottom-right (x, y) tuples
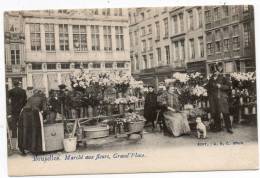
(8, 80), (27, 148)
(207, 62), (233, 133)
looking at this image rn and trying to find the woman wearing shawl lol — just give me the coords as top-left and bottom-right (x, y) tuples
(18, 89), (47, 155)
(158, 85), (190, 137)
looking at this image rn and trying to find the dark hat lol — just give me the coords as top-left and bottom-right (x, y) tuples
(27, 86), (33, 90)
(58, 84), (67, 89)
(13, 80), (19, 86)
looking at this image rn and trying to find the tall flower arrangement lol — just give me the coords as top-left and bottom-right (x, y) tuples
(165, 72), (208, 106)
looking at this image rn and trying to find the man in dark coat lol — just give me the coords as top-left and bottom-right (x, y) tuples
(144, 86), (157, 130)
(8, 80), (27, 138)
(208, 63), (233, 133)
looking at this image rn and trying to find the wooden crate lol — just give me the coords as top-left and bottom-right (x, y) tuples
(44, 123), (64, 152)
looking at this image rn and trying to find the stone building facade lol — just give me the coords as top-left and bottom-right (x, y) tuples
(204, 5), (255, 73)
(5, 9), (130, 96)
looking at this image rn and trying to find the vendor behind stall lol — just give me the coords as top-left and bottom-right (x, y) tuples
(18, 89), (47, 155)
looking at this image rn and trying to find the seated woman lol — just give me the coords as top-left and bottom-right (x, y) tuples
(158, 85), (191, 137)
(18, 89), (47, 155)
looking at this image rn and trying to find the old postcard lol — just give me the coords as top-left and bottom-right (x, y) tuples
(4, 4), (258, 176)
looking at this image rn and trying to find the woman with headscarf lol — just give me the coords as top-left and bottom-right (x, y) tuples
(158, 85), (190, 137)
(18, 89), (47, 155)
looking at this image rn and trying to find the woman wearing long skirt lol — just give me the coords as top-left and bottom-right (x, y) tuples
(159, 86), (190, 137)
(18, 89), (47, 155)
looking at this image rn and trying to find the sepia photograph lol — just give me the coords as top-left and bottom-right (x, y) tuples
(3, 3), (258, 176)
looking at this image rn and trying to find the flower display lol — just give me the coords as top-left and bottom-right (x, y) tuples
(114, 97), (128, 105)
(191, 85), (208, 98)
(172, 72), (190, 83)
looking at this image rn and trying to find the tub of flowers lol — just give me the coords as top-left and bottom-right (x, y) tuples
(124, 113), (146, 135)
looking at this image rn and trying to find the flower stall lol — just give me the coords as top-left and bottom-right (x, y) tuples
(230, 72), (257, 123)
(63, 69), (146, 150)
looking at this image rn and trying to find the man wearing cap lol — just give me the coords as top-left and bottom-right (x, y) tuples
(8, 80), (27, 146)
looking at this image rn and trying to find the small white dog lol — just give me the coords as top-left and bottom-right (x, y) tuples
(196, 117), (207, 139)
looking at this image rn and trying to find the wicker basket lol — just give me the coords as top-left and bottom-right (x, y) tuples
(127, 121), (145, 133)
(83, 125), (109, 139)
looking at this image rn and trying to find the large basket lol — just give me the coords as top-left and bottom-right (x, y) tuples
(127, 121), (145, 133)
(83, 125), (109, 139)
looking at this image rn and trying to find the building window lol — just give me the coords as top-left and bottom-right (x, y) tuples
(102, 8), (110, 16)
(243, 5), (249, 12)
(117, 62), (125, 68)
(32, 63), (42, 70)
(165, 46), (170, 64)
(179, 13), (184, 32)
(189, 39), (195, 59)
(206, 32), (213, 42)
(233, 25), (239, 36)
(141, 27), (146, 36)
(174, 42), (179, 61)
(215, 41), (221, 53)
(114, 8), (122, 16)
(83, 63), (88, 68)
(198, 37), (204, 57)
(44, 24), (55, 51)
(233, 37), (240, 49)
(73, 25), (87, 51)
(143, 55), (147, 69)
(91, 25), (100, 51)
(141, 40), (146, 52)
(74, 63), (81, 69)
(103, 26), (112, 51)
(135, 55), (139, 70)
(163, 18), (169, 38)
(93, 63), (101, 68)
(105, 63), (113, 68)
(147, 24), (152, 34)
(207, 43), (214, 55)
(243, 23), (250, 47)
(148, 38), (152, 51)
(134, 30), (138, 45)
(93, 9), (99, 15)
(30, 23), (41, 51)
(215, 29), (221, 41)
(232, 6), (240, 16)
(188, 10), (194, 30)
(10, 44), (20, 65)
(115, 26), (124, 51)
(155, 21), (160, 40)
(149, 53), (153, 67)
(180, 40), (185, 60)
(156, 48), (161, 62)
(214, 7), (221, 21)
(223, 6), (229, 17)
(140, 12), (145, 21)
(205, 10), (211, 23)
(223, 27), (229, 38)
(59, 24), (69, 51)
(173, 16), (178, 34)
(47, 63), (56, 70)
(61, 63), (70, 69)
(197, 8), (203, 28)
(223, 39), (229, 51)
